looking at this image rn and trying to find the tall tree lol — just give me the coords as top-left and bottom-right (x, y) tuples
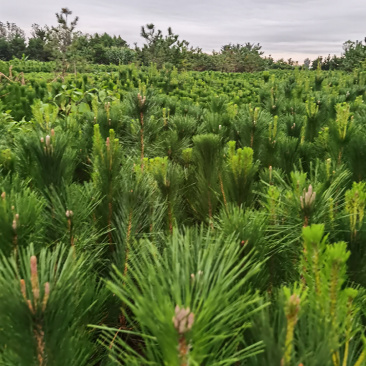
(303, 58), (311, 69)
(136, 24), (189, 68)
(0, 22), (26, 60)
(217, 43), (265, 72)
(50, 8), (79, 75)
(341, 39), (366, 71)
(27, 24), (52, 61)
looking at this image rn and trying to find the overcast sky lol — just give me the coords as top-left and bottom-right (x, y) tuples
(2, 0), (366, 61)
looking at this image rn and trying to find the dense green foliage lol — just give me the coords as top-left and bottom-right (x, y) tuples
(1, 57), (366, 365)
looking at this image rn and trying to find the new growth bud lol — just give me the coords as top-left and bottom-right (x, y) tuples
(173, 305), (195, 335)
(45, 135), (51, 147)
(286, 294), (301, 320)
(20, 256), (50, 316)
(137, 93), (146, 108)
(65, 210), (74, 218)
(30, 255), (40, 303)
(300, 184), (316, 210)
(20, 279), (26, 299)
(42, 282), (50, 311)
(12, 213), (19, 231)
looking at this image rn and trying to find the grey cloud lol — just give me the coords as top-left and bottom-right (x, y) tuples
(2, 0), (366, 61)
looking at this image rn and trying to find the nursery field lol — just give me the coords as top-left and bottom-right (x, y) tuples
(1, 62), (366, 365)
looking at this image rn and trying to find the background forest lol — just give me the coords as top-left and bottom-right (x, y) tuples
(1, 8), (366, 72)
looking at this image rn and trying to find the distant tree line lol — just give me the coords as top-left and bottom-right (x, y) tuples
(307, 39), (366, 71)
(1, 9), (365, 72)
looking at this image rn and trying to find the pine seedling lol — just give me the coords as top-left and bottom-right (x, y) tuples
(335, 103), (353, 143)
(143, 156), (185, 233)
(260, 115), (279, 166)
(290, 170), (308, 198)
(314, 62), (324, 90)
(267, 184), (281, 225)
(138, 92), (146, 164)
(100, 228), (267, 365)
(202, 109), (229, 137)
(260, 170), (307, 252)
(223, 141), (258, 207)
(21, 255), (50, 365)
(301, 224), (329, 297)
(268, 115), (278, 141)
(244, 292), (288, 366)
(31, 100), (59, 131)
(305, 97), (320, 142)
(99, 164), (163, 331)
(123, 89), (159, 168)
(300, 224), (361, 365)
(187, 134), (223, 225)
(159, 129), (191, 162)
(91, 125), (122, 250)
(15, 128), (77, 193)
(111, 160), (164, 283)
(182, 148), (192, 168)
(0, 245), (107, 366)
(232, 105), (270, 161)
(272, 161), (348, 239)
(305, 159), (350, 235)
(215, 205), (268, 289)
(45, 182), (102, 252)
(258, 176), (306, 285)
(82, 99), (123, 143)
(227, 102), (238, 120)
(171, 115), (198, 141)
(344, 128), (366, 182)
(259, 164), (349, 285)
(329, 102), (354, 166)
(92, 95), (99, 122)
(281, 284), (307, 366)
(0, 178), (45, 256)
(345, 182), (366, 241)
(273, 135), (302, 174)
